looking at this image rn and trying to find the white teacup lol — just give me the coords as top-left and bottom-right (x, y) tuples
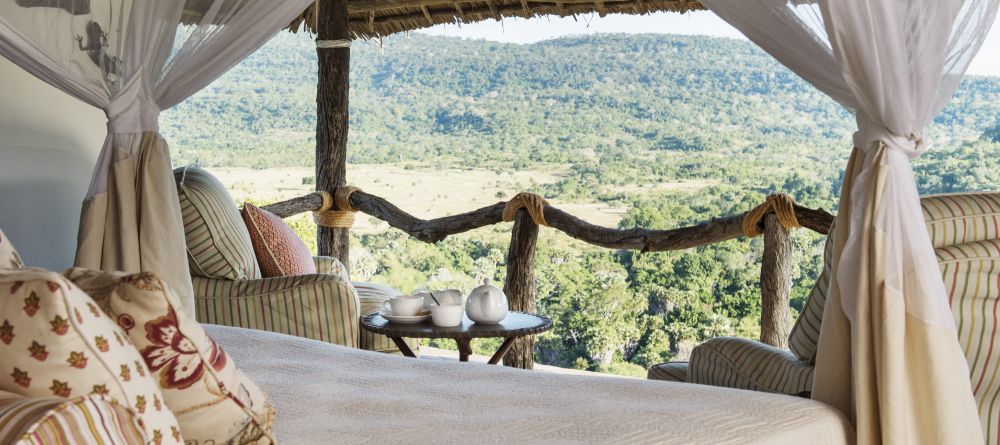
(430, 304), (464, 327)
(416, 289), (464, 309)
(383, 295), (425, 316)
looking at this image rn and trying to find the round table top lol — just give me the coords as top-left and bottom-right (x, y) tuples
(361, 311), (552, 339)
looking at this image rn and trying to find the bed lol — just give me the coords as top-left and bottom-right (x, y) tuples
(205, 325), (853, 444)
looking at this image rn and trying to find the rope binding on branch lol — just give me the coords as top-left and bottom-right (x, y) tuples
(312, 186), (360, 228)
(503, 192), (549, 226)
(742, 193), (801, 237)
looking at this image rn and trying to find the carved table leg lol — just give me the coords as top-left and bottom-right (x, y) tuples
(456, 339), (473, 362)
(488, 337), (517, 365)
(390, 337), (416, 358)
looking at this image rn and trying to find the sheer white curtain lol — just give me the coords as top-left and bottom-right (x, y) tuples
(702, 0), (998, 442)
(0, 0), (312, 315)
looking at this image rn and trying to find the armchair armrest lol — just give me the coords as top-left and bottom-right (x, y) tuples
(193, 274), (360, 348)
(688, 336), (813, 396)
(313, 255), (351, 283)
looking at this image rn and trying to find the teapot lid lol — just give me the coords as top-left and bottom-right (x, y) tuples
(472, 278), (502, 293)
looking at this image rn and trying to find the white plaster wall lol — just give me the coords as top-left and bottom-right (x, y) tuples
(0, 57), (106, 270)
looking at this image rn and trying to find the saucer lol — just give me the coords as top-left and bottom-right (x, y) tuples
(380, 310), (431, 324)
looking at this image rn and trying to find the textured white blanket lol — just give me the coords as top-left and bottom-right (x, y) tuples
(205, 325), (852, 445)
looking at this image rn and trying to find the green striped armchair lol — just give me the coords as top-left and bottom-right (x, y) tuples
(648, 192), (1000, 444)
(175, 166), (410, 352)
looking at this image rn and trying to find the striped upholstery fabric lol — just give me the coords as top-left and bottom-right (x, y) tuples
(687, 337), (813, 396)
(926, 192), (1000, 445)
(354, 281), (420, 355)
(922, 192), (1000, 249)
(314, 256), (351, 284)
(193, 273), (360, 348)
(646, 362), (688, 382)
(175, 166), (260, 281)
(648, 191), (1000, 441)
(787, 221), (836, 365)
(0, 391), (145, 444)
(0, 227), (24, 268)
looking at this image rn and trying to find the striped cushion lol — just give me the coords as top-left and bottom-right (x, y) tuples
(193, 274), (360, 347)
(787, 220), (836, 365)
(922, 192), (1000, 249)
(937, 239), (1000, 444)
(175, 167), (260, 281)
(353, 282), (419, 354)
(647, 362), (688, 382)
(0, 227), (24, 268)
(687, 337), (813, 396)
(0, 390), (145, 444)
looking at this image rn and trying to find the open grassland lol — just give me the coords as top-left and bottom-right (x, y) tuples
(211, 163), (643, 231)
(207, 163), (714, 253)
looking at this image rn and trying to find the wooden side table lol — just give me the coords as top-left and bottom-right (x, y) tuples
(360, 311), (552, 364)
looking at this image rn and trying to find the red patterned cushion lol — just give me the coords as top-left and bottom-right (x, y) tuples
(241, 203), (316, 277)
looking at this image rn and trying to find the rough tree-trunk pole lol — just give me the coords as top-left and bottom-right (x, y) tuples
(503, 209), (539, 369)
(316, 0), (351, 266)
(759, 213), (792, 348)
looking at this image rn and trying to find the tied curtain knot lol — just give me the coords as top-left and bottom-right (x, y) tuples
(853, 114), (927, 159)
(105, 75), (160, 134)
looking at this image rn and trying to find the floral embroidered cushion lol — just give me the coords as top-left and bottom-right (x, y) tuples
(0, 228), (24, 268)
(241, 203), (317, 277)
(0, 268), (182, 444)
(0, 389), (146, 444)
(64, 268), (275, 444)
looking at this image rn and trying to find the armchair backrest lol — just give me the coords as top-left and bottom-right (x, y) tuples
(922, 192), (1000, 444)
(789, 192), (1000, 443)
(787, 220), (835, 365)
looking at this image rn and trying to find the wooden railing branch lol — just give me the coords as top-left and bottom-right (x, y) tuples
(261, 189), (834, 251)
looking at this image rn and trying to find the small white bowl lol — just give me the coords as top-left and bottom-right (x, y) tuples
(430, 304), (464, 327)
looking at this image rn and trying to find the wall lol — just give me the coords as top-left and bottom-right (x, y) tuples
(0, 58), (106, 270)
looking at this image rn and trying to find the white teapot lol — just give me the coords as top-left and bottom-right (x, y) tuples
(466, 279), (509, 324)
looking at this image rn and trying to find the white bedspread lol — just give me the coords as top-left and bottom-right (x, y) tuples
(205, 325), (852, 445)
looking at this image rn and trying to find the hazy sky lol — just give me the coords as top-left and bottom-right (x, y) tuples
(418, 11), (1000, 76)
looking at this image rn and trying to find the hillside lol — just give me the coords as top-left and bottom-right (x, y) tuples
(161, 32), (1000, 375)
(163, 32), (1000, 201)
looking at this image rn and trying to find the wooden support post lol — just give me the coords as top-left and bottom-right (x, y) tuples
(759, 214), (792, 349)
(316, 0), (351, 266)
(503, 209), (539, 369)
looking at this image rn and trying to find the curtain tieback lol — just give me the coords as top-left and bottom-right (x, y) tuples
(105, 76), (160, 134)
(313, 186), (360, 228)
(853, 115), (927, 159)
(742, 193), (800, 237)
(503, 192), (549, 226)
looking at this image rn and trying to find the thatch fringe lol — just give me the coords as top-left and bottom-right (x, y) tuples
(286, 0), (704, 39)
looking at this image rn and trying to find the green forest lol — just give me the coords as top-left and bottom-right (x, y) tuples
(164, 32), (1000, 376)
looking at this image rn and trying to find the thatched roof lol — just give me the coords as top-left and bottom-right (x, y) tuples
(285, 0), (705, 39)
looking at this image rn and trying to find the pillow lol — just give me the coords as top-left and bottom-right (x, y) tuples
(0, 268), (182, 444)
(64, 268), (275, 444)
(241, 203), (316, 277)
(0, 389), (145, 444)
(174, 166), (260, 280)
(0, 228), (24, 268)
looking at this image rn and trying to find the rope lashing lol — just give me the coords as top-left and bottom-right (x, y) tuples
(317, 39), (352, 49)
(503, 192), (549, 226)
(312, 186), (360, 228)
(742, 193), (801, 237)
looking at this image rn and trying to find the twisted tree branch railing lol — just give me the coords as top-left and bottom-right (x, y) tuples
(264, 190), (833, 246)
(262, 188), (835, 367)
